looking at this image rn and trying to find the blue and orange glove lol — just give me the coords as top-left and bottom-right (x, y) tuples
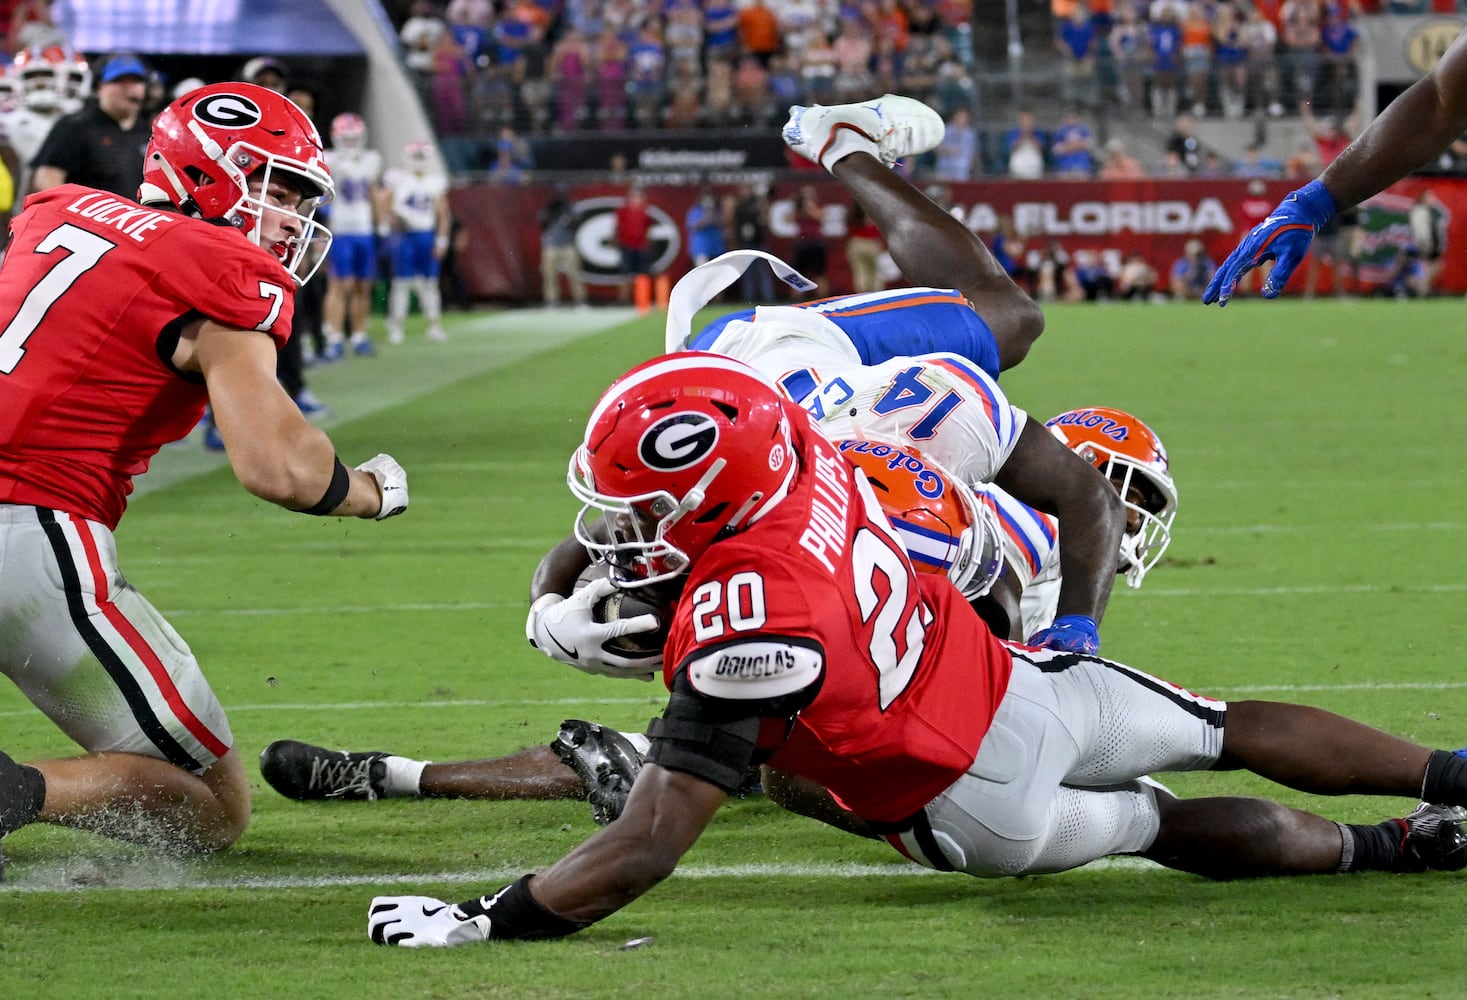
(1202, 179), (1338, 306)
(1027, 614), (1100, 655)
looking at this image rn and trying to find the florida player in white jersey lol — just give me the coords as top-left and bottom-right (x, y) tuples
(667, 95), (1041, 384)
(321, 112), (384, 361)
(0, 83), (410, 873)
(256, 97), (1120, 815)
(255, 96), (1117, 808)
(0, 45), (85, 195)
(666, 96), (1128, 651)
(369, 352), (1467, 948)
(383, 140), (451, 345)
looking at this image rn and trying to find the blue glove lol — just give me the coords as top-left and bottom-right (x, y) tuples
(1027, 614), (1100, 655)
(1202, 180), (1338, 306)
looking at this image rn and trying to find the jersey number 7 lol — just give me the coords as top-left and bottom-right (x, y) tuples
(0, 224), (115, 375)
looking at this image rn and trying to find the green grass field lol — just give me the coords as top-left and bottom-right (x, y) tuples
(5, 298), (1467, 998)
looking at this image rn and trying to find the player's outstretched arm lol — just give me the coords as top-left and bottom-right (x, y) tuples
(994, 420), (1123, 652)
(194, 321), (404, 518)
(1317, 29), (1467, 213)
(368, 763), (725, 946)
(1206, 31), (1467, 307)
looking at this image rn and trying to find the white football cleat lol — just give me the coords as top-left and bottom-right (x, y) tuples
(782, 94), (946, 172)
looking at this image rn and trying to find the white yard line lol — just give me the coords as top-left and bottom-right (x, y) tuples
(3, 678), (1460, 724)
(126, 581), (1467, 620)
(0, 857), (1155, 894)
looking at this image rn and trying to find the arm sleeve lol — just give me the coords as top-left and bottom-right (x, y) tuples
(647, 661), (819, 793)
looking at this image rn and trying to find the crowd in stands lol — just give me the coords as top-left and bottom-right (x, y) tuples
(380, 0), (1396, 139)
(384, 0), (980, 142)
(1053, 0), (1368, 121)
(375, 0), (1419, 180)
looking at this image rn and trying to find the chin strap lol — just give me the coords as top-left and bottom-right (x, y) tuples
(142, 160), (203, 220)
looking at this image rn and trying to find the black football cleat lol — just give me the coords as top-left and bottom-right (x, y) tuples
(259, 740), (389, 801)
(551, 720), (646, 825)
(1398, 803), (1467, 872)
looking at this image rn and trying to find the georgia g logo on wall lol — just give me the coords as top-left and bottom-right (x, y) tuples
(567, 196), (681, 286)
(193, 93), (263, 129)
(639, 412), (719, 471)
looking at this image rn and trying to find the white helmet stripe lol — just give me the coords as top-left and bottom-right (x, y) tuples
(584, 354), (775, 441)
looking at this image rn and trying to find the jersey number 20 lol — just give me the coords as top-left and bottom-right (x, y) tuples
(690, 528), (929, 710)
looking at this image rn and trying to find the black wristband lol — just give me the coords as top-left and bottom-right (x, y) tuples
(457, 874), (589, 940)
(303, 457), (351, 515)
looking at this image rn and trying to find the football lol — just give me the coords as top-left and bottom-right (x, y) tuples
(574, 563), (677, 658)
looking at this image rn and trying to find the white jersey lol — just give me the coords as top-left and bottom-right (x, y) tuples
(807, 353), (1027, 492)
(701, 306), (865, 394)
(665, 252), (1024, 489)
(976, 484), (1059, 596)
(384, 168), (447, 233)
(0, 105), (62, 189)
(973, 484), (1061, 638)
(323, 147), (383, 235)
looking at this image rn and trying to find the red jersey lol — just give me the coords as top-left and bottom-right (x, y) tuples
(614, 204), (652, 251)
(662, 407), (1013, 823)
(0, 185), (295, 528)
(1315, 133), (1350, 166)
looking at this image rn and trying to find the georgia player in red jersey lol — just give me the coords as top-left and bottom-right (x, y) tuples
(368, 353), (1467, 949)
(0, 83), (408, 871)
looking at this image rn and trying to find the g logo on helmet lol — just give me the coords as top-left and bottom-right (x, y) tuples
(639, 412), (719, 472)
(193, 93), (263, 130)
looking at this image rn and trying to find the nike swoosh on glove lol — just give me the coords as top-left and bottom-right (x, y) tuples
(368, 895), (490, 947)
(356, 453), (409, 519)
(525, 578), (662, 680)
(1027, 614), (1100, 655)
(1202, 179), (1338, 306)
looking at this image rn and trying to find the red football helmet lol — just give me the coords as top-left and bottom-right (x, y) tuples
(570, 353), (797, 587)
(837, 439), (1003, 599)
(1044, 407), (1178, 588)
(330, 112), (366, 150)
(141, 82), (333, 284)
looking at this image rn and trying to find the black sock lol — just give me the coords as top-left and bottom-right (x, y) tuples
(1338, 819), (1408, 873)
(1420, 749), (1467, 806)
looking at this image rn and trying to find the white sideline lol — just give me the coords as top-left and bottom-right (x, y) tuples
(0, 857), (1155, 894)
(130, 580), (1467, 620)
(2, 677), (1462, 723)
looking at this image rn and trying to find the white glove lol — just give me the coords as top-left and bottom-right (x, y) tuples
(525, 577), (662, 681)
(368, 895), (488, 948)
(356, 453), (408, 520)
